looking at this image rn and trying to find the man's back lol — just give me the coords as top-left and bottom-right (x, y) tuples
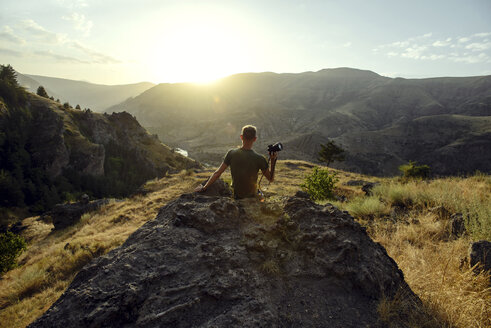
(224, 148), (268, 199)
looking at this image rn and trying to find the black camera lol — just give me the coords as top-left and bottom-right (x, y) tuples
(267, 142), (283, 153)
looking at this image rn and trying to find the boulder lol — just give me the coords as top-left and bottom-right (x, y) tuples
(469, 240), (491, 274)
(362, 182), (380, 196)
(30, 194), (420, 328)
(43, 199), (110, 230)
(344, 179), (371, 186)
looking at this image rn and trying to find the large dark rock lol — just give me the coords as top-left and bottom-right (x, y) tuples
(30, 194), (420, 328)
(469, 240), (491, 274)
(43, 199), (109, 230)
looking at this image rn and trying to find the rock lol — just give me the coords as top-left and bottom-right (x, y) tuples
(450, 213), (466, 238)
(30, 194), (420, 328)
(469, 240), (491, 274)
(344, 179), (371, 186)
(362, 182), (380, 196)
(202, 179), (232, 197)
(294, 190), (310, 199)
(43, 199), (110, 230)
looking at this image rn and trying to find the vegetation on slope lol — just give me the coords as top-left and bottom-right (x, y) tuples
(0, 65), (194, 226)
(0, 161), (489, 327)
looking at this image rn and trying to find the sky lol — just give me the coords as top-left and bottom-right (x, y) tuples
(1, 0), (490, 85)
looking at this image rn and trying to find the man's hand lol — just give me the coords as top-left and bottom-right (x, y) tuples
(194, 184), (205, 192)
(269, 151), (278, 162)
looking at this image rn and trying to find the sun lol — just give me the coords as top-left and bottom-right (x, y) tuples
(148, 16), (253, 84)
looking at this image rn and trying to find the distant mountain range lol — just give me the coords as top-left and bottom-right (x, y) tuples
(107, 68), (491, 176)
(16, 72), (154, 112)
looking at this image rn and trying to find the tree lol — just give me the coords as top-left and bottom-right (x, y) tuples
(0, 64), (18, 85)
(36, 86), (49, 98)
(399, 161), (430, 180)
(0, 231), (27, 274)
(75, 104), (81, 110)
(63, 102), (70, 109)
(318, 140), (345, 166)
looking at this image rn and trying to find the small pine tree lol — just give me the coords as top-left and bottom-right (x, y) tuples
(63, 102), (70, 109)
(49, 96), (54, 100)
(0, 231), (27, 274)
(75, 104), (81, 110)
(318, 140), (346, 166)
(36, 85), (49, 98)
(0, 64), (18, 85)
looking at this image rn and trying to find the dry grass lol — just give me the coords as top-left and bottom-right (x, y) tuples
(372, 214), (490, 328)
(0, 169), (208, 328)
(0, 161), (489, 328)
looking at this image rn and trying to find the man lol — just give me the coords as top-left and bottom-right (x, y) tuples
(194, 125), (277, 199)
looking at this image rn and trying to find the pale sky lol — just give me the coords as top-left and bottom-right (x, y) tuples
(1, 0), (490, 84)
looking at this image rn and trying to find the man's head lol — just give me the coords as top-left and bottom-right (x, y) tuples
(241, 125), (257, 141)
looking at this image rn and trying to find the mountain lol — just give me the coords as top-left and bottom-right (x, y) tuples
(0, 74), (198, 225)
(107, 68), (491, 176)
(16, 72), (154, 112)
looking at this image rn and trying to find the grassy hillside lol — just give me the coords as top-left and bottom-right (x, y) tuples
(0, 161), (489, 327)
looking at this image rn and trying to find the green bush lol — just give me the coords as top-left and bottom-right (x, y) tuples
(399, 161), (430, 179)
(301, 167), (338, 201)
(0, 231), (27, 274)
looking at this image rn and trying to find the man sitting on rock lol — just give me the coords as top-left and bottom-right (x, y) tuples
(194, 125), (277, 199)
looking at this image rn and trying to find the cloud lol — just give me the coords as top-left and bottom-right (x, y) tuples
(465, 42), (491, 51)
(71, 41), (120, 64)
(375, 32), (491, 64)
(0, 26), (25, 44)
(56, 0), (88, 8)
(0, 47), (23, 56)
(34, 50), (89, 63)
(62, 13), (93, 37)
(21, 19), (65, 43)
(432, 38), (451, 47)
(449, 52), (491, 64)
(342, 42), (352, 48)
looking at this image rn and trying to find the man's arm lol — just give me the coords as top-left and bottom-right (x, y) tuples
(194, 162), (228, 192)
(261, 152), (278, 182)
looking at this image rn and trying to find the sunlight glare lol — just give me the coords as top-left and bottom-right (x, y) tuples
(148, 14), (252, 84)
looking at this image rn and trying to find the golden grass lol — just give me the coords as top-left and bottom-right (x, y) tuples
(372, 214), (490, 328)
(0, 161), (489, 328)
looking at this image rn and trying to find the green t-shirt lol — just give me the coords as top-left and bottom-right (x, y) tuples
(224, 148), (268, 199)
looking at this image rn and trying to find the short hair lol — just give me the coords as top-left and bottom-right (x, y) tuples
(241, 125), (257, 140)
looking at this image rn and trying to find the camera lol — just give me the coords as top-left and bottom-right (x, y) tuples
(267, 142), (283, 153)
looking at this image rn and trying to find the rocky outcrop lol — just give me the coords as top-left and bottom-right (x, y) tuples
(30, 192), (420, 328)
(41, 198), (110, 230)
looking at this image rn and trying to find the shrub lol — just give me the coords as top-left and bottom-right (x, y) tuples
(0, 231), (27, 274)
(301, 167), (338, 201)
(399, 161), (430, 179)
(346, 196), (389, 218)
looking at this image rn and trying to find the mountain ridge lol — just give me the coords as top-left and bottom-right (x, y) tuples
(107, 67), (491, 176)
(16, 72), (155, 112)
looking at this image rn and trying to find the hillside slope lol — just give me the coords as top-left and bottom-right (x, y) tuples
(108, 68), (491, 176)
(0, 81), (198, 223)
(16, 72), (154, 112)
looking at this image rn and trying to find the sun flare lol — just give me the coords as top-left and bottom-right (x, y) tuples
(148, 15), (253, 84)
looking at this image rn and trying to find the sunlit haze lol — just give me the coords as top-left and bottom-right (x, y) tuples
(1, 0), (490, 84)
